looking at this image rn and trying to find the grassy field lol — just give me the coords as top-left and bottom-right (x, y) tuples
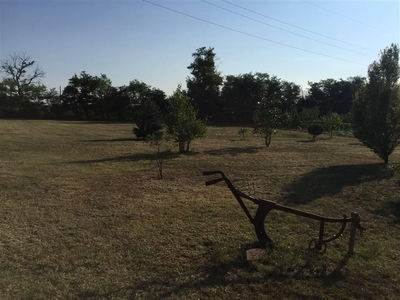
(1, 119), (400, 299)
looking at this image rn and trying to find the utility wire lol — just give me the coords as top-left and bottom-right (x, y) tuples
(301, 0), (397, 36)
(221, 0), (376, 52)
(142, 0), (366, 66)
(202, 0), (373, 58)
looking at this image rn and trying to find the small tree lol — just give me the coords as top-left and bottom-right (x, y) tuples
(351, 43), (400, 164)
(299, 107), (320, 130)
(165, 84), (207, 153)
(322, 112), (343, 138)
(253, 96), (282, 147)
(307, 124), (324, 140)
(133, 98), (163, 139)
(238, 127), (247, 140)
(146, 131), (171, 179)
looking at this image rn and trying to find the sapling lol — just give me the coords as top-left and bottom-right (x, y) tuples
(146, 131), (171, 179)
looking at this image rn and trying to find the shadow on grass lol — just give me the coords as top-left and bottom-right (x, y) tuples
(68, 152), (181, 164)
(204, 146), (264, 156)
(283, 163), (394, 205)
(85, 138), (142, 143)
(127, 243), (351, 299)
(67, 120), (133, 125)
(374, 201), (400, 224)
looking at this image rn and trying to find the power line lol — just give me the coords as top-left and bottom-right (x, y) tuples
(221, 0), (376, 52)
(201, 0), (374, 58)
(142, 0), (366, 66)
(301, 0), (397, 36)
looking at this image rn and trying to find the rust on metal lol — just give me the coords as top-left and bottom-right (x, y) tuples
(203, 170), (365, 254)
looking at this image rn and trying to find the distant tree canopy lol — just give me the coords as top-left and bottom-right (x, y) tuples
(1, 46), (391, 135)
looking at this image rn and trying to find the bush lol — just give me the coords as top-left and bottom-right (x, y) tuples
(133, 99), (163, 139)
(307, 124), (323, 140)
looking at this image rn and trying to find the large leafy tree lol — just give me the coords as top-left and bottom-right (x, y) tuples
(165, 85), (206, 153)
(62, 72), (116, 120)
(351, 43), (400, 164)
(62, 71), (100, 119)
(301, 78), (365, 116)
(220, 73), (267, 125)
(186, 47), (223, 122)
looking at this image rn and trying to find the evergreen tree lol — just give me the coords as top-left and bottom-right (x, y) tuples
(351, 44), (400, 164)
(186, 47), (223, 122)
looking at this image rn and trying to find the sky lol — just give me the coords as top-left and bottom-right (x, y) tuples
(0, 0), (399, 96)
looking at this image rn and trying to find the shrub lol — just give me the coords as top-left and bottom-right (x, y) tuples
(307, 124), (323, 140)
(238, 128), (247, 140)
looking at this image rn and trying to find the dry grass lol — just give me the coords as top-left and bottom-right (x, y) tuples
(1, 119), (400, 299)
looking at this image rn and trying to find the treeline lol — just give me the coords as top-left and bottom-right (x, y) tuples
(0, 49), (364, 125)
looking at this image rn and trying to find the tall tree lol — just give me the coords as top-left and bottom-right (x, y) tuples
(186, 47), (223, 122)
(351, 43), (400, 164)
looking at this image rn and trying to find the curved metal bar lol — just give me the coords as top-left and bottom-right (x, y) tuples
(321, 216), (348, 243)
(252, 202), (276, 245)
(309, 239), (327, 253)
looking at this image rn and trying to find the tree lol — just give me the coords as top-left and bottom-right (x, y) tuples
(285, 108), (300, 132)
(322, 112), (343, 138)
(220, 73), (267, 125)
(165, 85), (207, 153)
(62, 71), (100, 119)
(307, 124), (324, 140)
(133, 98), (164, 139)
(299, 107), (320, 129)
(253, 94), (282, 147)
(1, 52), (45, 99)
(145, 131), (172, 179)
(186, 47), (223, 122)
(351, 43), (400, 164)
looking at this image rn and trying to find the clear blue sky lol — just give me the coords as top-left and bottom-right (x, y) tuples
(0, 0), (399, 96)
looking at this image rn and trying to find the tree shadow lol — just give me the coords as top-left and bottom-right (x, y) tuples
(204, 146), (264, 156)
(374, 201), (400, 224)
(297, 140), (316, 143)
(67, 120), (133, 125)
(67, 152), (180, 164)
(85, 138), (142, 142)
(348, 142), (364, 146)
(127, 244), (352, 299)
(283, 164), (394, 205)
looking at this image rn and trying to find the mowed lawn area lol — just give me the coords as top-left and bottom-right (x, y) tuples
(1, 119), (400, 299)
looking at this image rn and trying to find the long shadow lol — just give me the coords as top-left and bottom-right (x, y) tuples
(374, 201), (400, 224)
(127, 246), (352, 299)
(67, 152), (179, 164)
(67, 120), (133, 125)
(204, 146), (264, 156)
(283, 163), (394, 205)
(85, 138), (142, 143)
